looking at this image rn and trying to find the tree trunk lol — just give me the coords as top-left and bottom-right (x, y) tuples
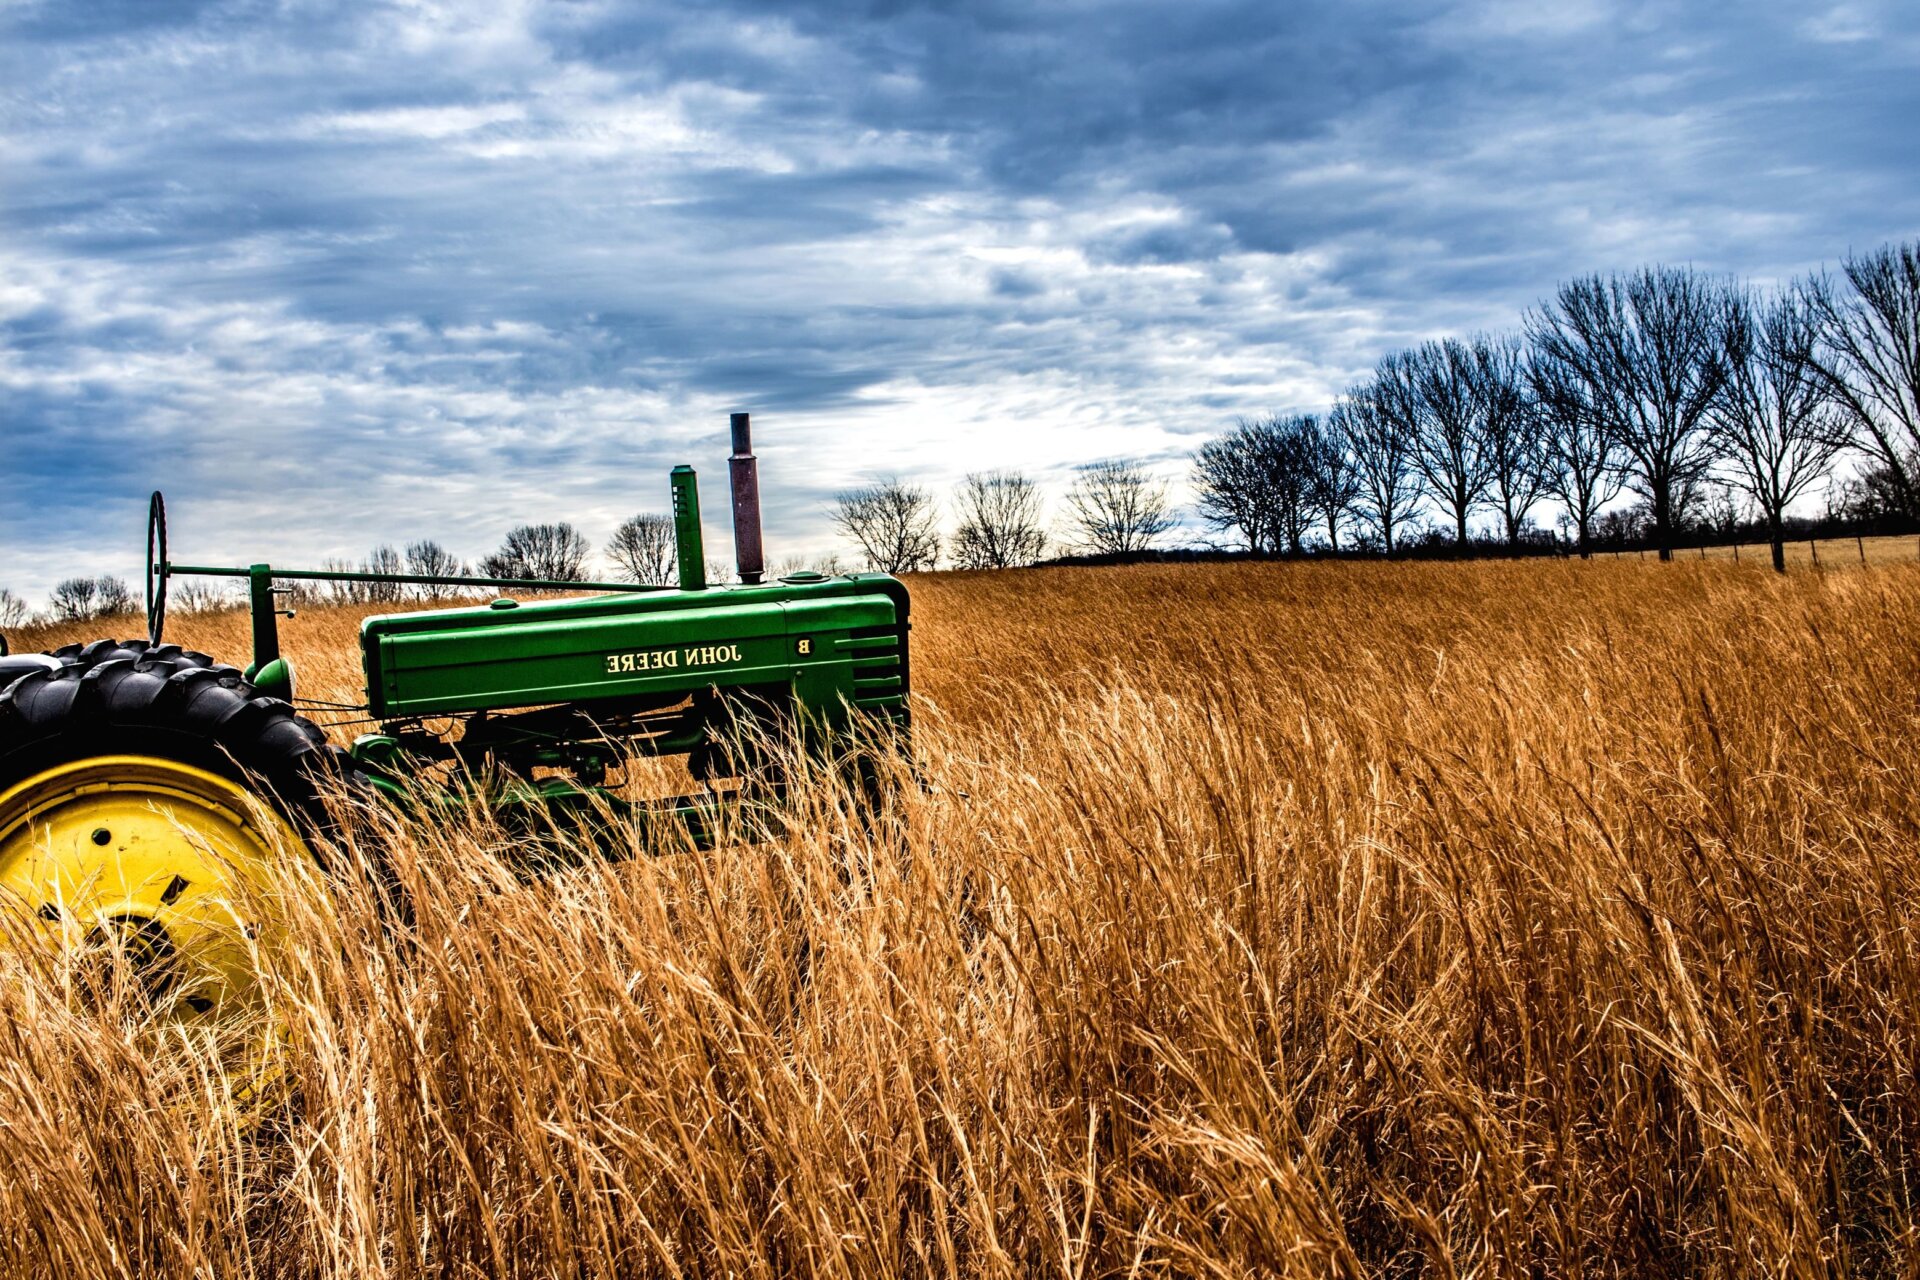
(1769, 512), (1786, 575)
(1455, 503), (1469, 549)
(1577, 516), (1592, 560)
(1326, 512), (1339, 553)
(1653, 478), (1673, 563)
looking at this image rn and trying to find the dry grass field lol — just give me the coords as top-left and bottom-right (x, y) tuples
(6, 555), (1920, 1277)
(1624, 532), (1920, 568)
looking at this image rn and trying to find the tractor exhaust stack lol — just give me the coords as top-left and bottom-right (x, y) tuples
(728, 412), (766, 584)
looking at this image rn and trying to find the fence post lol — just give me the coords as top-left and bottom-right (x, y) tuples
(1733, 543), (1739, 563)
(1811, 538), (1819, 566)
(1858, 535), (1866, 564)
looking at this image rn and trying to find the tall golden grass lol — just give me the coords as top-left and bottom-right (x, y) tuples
(6, 556), (1920, 1277)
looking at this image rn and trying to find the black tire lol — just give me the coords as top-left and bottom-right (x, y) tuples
(0, 640), (353, 855)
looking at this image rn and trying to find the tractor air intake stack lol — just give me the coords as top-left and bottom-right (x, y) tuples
(728, 412), (766, 584)
(670, 465), (707, 591)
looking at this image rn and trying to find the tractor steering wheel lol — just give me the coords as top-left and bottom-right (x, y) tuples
(146, 490), (168, 646)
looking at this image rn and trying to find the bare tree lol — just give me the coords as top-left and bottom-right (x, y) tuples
(1306, 416), (1361, 552)
(1528, 266), (1728, 560)
(1192, 417), (1316, 555)
(951, 470), (1048, 569)
(321, 558), (370, 605)
(606, 513), (677, 583)
(1701, 482), (1749, 539)
(1264, 416), (1319, 555)
(1667, 473), (1719, 534)
(1064, 459), (1175, 556)
(0, 588), (28, 628)
(1711, 287), (1846, 573)
(48, 576), (133, 621)
(1530, 341), (1627, 558)
(1195, 421), (1278, 553)
(1803, 241), (1920, 515)
(362, 544), (406, 604)
(1827, 460), (1910, 524)
(1332, 385), (1421, 554)
(405, 540), (463, 579)
(772, 552), (848, 578)
(319, 547), (411, 604)
(171, 579), (233, 615)
(831, 478), (941, 574)
(324, 556), (376, 606)
(48, 578), (98, 621)
(1381, 342), (1495, 547)
(404, 539), (468, 598)
(96, 577), (136, 617)
(482, 523), (592, 584)
(1473, 335), (1547, 545)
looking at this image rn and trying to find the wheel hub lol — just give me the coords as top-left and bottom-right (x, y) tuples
(80, 912), (184, 1009)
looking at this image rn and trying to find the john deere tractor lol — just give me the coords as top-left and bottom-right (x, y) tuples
(0, 414), (909, 1033)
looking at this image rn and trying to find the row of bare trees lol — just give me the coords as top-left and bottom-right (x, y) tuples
(831, 462), (1180, 574)
(42, 577), (136, 623)
(0, 576), (149, 626)
(825, 243), (1916, 578)
(4, 501), (825, 625)
(9, 526), (614, 624)
(1194, 243), (1920, 573)
(320, 522), (656, 601)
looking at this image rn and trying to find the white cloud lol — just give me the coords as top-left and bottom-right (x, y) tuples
(1799, 3), (1880, 42)
(294, 102), (529, 140)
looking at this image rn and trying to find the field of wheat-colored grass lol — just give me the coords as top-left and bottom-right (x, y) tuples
(5, 555), (1920, 1278)
(1629, 532), (1920, 568)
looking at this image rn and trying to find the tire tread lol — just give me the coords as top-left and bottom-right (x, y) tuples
(0, 640), (352, 850)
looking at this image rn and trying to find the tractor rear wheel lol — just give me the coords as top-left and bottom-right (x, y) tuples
(0, 640), (358, 1100)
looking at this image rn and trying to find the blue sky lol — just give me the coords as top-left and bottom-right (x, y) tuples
(3, 0), (1917, 597)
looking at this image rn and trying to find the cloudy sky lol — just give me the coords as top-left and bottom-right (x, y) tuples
(3, 0), (1916, 598)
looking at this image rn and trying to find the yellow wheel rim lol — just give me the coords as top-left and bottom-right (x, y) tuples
(0, 754), (311, 1099)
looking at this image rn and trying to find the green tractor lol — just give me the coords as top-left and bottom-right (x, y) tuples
(0, 414), (909, 1037)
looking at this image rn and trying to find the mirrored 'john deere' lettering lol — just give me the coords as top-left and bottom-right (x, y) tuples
(603, 648), (675, 675)
(680, 643), (742, 667)
(602, 642), (742, 676)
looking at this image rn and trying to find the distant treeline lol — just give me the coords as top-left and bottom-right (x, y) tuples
(832, 240), (1920, 578)
(1185, 245), (1920, 574)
